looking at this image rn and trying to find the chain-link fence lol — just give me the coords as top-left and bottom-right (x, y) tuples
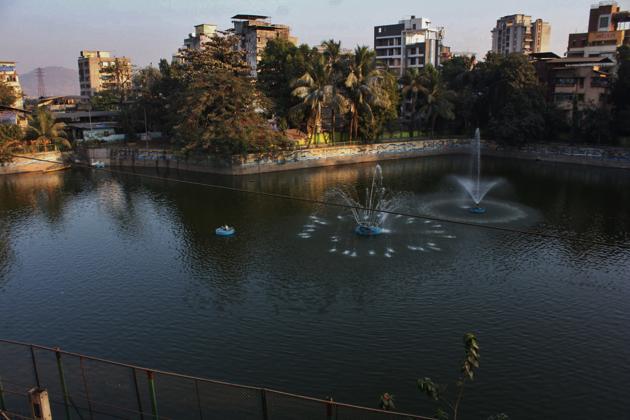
(0, 339), (434, 420)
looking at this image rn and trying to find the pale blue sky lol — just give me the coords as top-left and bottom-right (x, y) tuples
(2, 0), (629, 73)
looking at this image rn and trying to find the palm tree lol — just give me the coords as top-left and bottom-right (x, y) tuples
(29, 108), (71, 152)
(417, 65), (456, 138)
(321, 39), (347, 143)
(400, 68), (425, 137)
(291, 56), (329, 146)
(344, 46), (390, 142)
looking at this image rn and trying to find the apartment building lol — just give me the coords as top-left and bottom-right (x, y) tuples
(491, 14), (551, 55)
(374, 16), (445, 76)
(172, 23), (217, 63)
(77, 50), (131, 98)
(0, 60), (24, 109)
(567, 1), (630, 60)
(0, 60), (27, 127)
(531, 53), (615, 120)
(231, 14), (297, 76)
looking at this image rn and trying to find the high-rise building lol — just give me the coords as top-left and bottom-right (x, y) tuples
(566, 1), (630, 60)
(77, 50), (131, 98)
(374, 16), (445, 76)
(231, 14), (297, 76)
(491, 14), (551, 55)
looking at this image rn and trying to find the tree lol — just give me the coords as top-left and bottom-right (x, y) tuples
(401, 68), (425, 136)
(28, 108), (71, 151)
(417, 65), (456, 138)
(417, 333), (480, 420)
(292, 54), (331, 145)
(0, 124), (24, 164)
(173, 32), (285, 155)
(580, 104), (614, 144)
(440, 56), (476, 133)
(258, 39), (314, 127)
(612, 45), (630, 139)
(322, 39), (348, 143)
(401, 65), (455, 138)
(344, 46), (391, 142)
(471, 53), (547, 144)
(0, 79), (17, 107)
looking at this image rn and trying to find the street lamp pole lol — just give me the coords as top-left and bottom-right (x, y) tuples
(143, 106), (149, 149)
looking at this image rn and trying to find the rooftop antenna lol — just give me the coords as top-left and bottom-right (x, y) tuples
(36, 67), (46, 98)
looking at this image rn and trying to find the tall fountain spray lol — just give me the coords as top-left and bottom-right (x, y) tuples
(455, 129), (499, 214)
(335, 165), (394, 236)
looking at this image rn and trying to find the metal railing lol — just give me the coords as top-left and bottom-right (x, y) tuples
(0, 339), (434, 420)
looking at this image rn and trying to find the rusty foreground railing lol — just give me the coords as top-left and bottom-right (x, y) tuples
(0, 339), (434, 420)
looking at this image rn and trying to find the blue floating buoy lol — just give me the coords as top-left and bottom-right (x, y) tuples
(355, 224), (384, 236)
(468, 206), (487, 214)
(215, 226), (235, 237)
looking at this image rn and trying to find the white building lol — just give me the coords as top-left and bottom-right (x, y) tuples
(374, 16), (445, 76)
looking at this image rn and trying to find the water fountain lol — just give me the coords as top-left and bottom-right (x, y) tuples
(455, 128), (500, 214)
(334, 165), (394, 236)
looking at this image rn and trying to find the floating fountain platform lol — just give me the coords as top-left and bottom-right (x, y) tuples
(468, 206), (487, 214)
(355, 224), (384, 236)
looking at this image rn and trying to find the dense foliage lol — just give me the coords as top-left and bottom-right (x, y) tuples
(0, 79), (18, 107)
(28, 108), (71, 151)
(119, 33), (287, 155)
(611, 45), (630, 139)
(93, 41), (630, 154)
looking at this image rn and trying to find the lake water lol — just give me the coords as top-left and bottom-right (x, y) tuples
(1, 156), (629, 419)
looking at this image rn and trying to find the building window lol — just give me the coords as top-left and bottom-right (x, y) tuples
(599, 15), (610, 30)
(378, 27), (382, 33)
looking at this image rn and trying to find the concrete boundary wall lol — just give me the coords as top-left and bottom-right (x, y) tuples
(98, 139), (470, 175)
(82, 139), (630, 176)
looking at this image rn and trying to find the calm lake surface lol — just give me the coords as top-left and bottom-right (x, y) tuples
(1, 155), (629, 419)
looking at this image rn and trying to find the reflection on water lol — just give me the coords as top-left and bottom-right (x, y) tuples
(1, 156), (630, 419)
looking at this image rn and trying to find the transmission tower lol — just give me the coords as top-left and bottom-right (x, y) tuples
(36, 67), (46, 98)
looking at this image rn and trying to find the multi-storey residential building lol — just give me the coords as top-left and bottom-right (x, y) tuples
(231, 14), (297, 76)
(567, 1), (630, 61)
(531, 53), (614, 120)
(77, 50), (131, 98)
(0, 60), (27, 127)
(172, 23), (217, 63)
(491, 14), (551, 55)
(374, 16), (445, 76)
(0, 60), (24, 109)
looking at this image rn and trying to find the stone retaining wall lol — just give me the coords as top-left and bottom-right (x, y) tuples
(84, 139), (630, 176)
(484, 142), (630, 169)
(100, 139), (470, 175)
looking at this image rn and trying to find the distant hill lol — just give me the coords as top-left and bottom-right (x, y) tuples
(20, 66), (79, 98)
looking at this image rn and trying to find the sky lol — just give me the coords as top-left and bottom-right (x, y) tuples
(2, 0), (630, 74)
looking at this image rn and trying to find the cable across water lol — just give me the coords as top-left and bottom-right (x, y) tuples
(8, 153), (630, 251)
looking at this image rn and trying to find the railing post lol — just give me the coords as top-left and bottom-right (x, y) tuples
(326, 397), (334, 420)
(30, 346), (41, 388)
(132, 368), (144, 420)
(0, 376), (6, 411)
(79, 357), (95, 420)
(194, 380), (203, 420)
(55, 348), (71, 420)
(260, 389), (269, 420)
(29, 387), (53, 420)
(146, 370), (159, 419)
